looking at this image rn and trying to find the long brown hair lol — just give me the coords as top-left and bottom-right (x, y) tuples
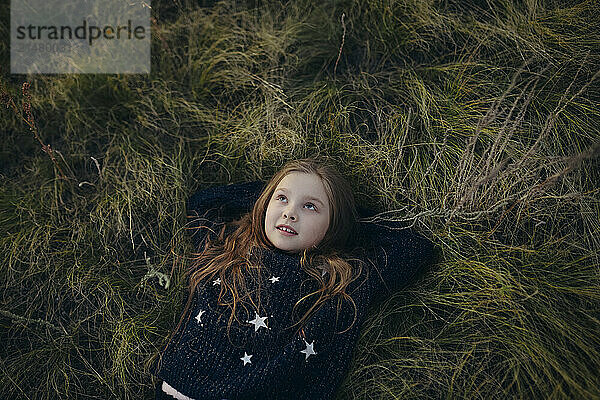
(169, 158), (364, 349)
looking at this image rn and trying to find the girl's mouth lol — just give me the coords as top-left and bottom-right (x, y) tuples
(276, 226), (298, 236)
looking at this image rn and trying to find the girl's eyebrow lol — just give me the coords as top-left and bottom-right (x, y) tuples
(275, 187), (325, 207)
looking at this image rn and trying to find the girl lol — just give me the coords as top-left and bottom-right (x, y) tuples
(152, 158), (434, 400)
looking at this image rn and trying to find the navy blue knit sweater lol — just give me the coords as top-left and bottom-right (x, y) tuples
(152, 180), (434, 400)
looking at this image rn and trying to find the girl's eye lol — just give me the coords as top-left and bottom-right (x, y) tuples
(275, 195), (317, 211)
(305, 203), (316, 211)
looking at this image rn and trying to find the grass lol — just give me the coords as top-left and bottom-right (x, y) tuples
(1, 0), (599, 398)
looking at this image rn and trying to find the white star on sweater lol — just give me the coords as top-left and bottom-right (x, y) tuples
(300, 339), (317, 361)
(247, 313), (269, 332)
(241, 352), (252, 365)
(317, 265), (328, 277)
(269, 276), (280, 283)
(195, 310), (205, 326)
(212, 278), (221, 285)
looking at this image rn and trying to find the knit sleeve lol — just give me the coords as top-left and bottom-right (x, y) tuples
(186, 180), (265, 251)
(355, 217), (435, 303)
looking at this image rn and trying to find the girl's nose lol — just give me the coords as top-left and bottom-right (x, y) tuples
(283, 210), (296, 221)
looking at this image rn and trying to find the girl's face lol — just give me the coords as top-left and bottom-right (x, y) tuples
(264, 172), (331, 254)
